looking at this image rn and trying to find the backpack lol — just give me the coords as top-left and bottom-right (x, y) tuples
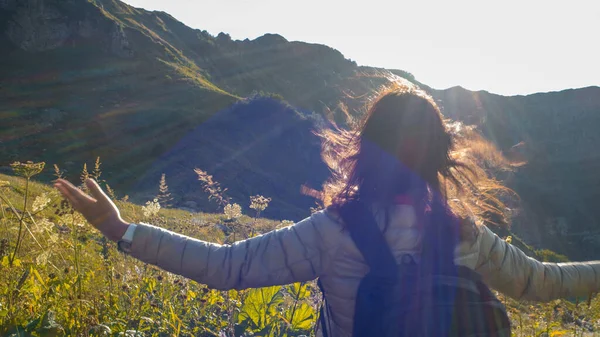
(318, 200), (511, 337)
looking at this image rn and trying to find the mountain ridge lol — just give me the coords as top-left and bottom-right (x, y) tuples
(2, 0), (600, 259)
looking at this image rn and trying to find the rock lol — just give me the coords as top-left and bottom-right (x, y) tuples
(76, 18), (96, 38)
(0, 0), (17, 10)
(108, 23), (133, 58)
(6, 1), (70, 51)
(4, 0), (132, 58)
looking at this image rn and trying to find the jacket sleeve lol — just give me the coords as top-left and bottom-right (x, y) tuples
(472, 225), (600, 301)
(128, 210), (344, 290)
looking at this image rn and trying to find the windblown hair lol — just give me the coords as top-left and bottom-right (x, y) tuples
(317, 83), (516, 233)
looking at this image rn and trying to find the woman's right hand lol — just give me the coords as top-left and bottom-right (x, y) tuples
(54, 178), (129, 242)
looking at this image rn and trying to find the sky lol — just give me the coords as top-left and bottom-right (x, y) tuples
(123, 0), (599, 96)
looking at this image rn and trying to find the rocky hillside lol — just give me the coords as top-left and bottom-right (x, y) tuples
(433, 86), (600, 259)
(2, 0), (600, 258)
(133, 96), (330, 220)
(0, 0), (395, 182)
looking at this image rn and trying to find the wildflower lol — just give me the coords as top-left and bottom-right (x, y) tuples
(191, 216), (205, 226)
(33, 218), (55, 234)
(61, 213), (85, 227)
(249, 195), (271, 213)
(142, 199), (161, 218)
(80, 163), (90, 185)
(53, 164), (63, 179)
(10, 161), (45, 179)
(92, 157), (102, 180)
(36, 251), (50, 265)
(31, 193), (51, 212)
(48, 233), (59, 243)
(157, 173), (173, 207)
(0, 180), (9, 188)
(278, 220), (294, 228)
(195, 168), (230, 207)
(105, 184), (116, 199)
(223, 203), (242, 220)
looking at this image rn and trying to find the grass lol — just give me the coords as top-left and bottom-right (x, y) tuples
(1, 165), (600, 336)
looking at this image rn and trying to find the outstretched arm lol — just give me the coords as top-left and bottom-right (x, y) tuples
(55, 179), (343, 290)
(470, 225), (600, 301)
(128, 213), (341, 290)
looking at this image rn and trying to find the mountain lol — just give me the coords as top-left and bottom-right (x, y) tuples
(134, 96), (329, 220)
(432, 86), (600, 259)
(1, 0), (600, 258)
(0, 0), (395, 183)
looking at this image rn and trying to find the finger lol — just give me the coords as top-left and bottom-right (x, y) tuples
(54, 182), (81, 208)
(85, 179), (111, 204)
(55, 179), (96, 205)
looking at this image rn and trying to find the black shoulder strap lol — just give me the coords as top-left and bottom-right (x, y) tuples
(338, 201), (397, 277)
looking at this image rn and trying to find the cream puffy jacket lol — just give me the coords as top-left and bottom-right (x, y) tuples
(128, 205), (600, 337)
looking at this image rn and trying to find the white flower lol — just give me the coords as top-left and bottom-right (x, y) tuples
(191, 216), (205, 226)
(278, 220), (294, 228)
(61, 213), (85, 227)
(31, 193), (51, 212)
(36, 251), (50, 266)
(33, 218), (55, 234)
(223, 203), (242, 220)
(249, 195), (271, 213)
(142, 199), (161, 218)
(48, 233), (59, 243)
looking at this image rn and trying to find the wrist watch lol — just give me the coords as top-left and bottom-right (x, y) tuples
(117, 224), (137, 254)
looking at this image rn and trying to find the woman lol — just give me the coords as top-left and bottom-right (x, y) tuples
(55, 85), (600, 337)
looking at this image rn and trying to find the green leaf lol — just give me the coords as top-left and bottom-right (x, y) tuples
(238, 286), (284, 331)
(36, 310), (64, 337)
(285, 303), (315, 331)
(286, 282), (310, 301)
(31, 267), (46, 290)
(4, 325), (28, 337)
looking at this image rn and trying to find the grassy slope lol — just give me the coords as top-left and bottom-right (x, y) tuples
(0, 173), (593, 336)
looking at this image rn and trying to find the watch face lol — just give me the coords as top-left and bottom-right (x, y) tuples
(117, 240), (132, 253)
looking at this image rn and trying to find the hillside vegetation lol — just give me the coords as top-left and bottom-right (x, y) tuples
(0, 161), (595, 337)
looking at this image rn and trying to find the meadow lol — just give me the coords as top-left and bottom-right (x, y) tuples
(1, 159), (599, 336)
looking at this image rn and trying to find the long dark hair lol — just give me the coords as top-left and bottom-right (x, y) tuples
(316, 84), (516, 242)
